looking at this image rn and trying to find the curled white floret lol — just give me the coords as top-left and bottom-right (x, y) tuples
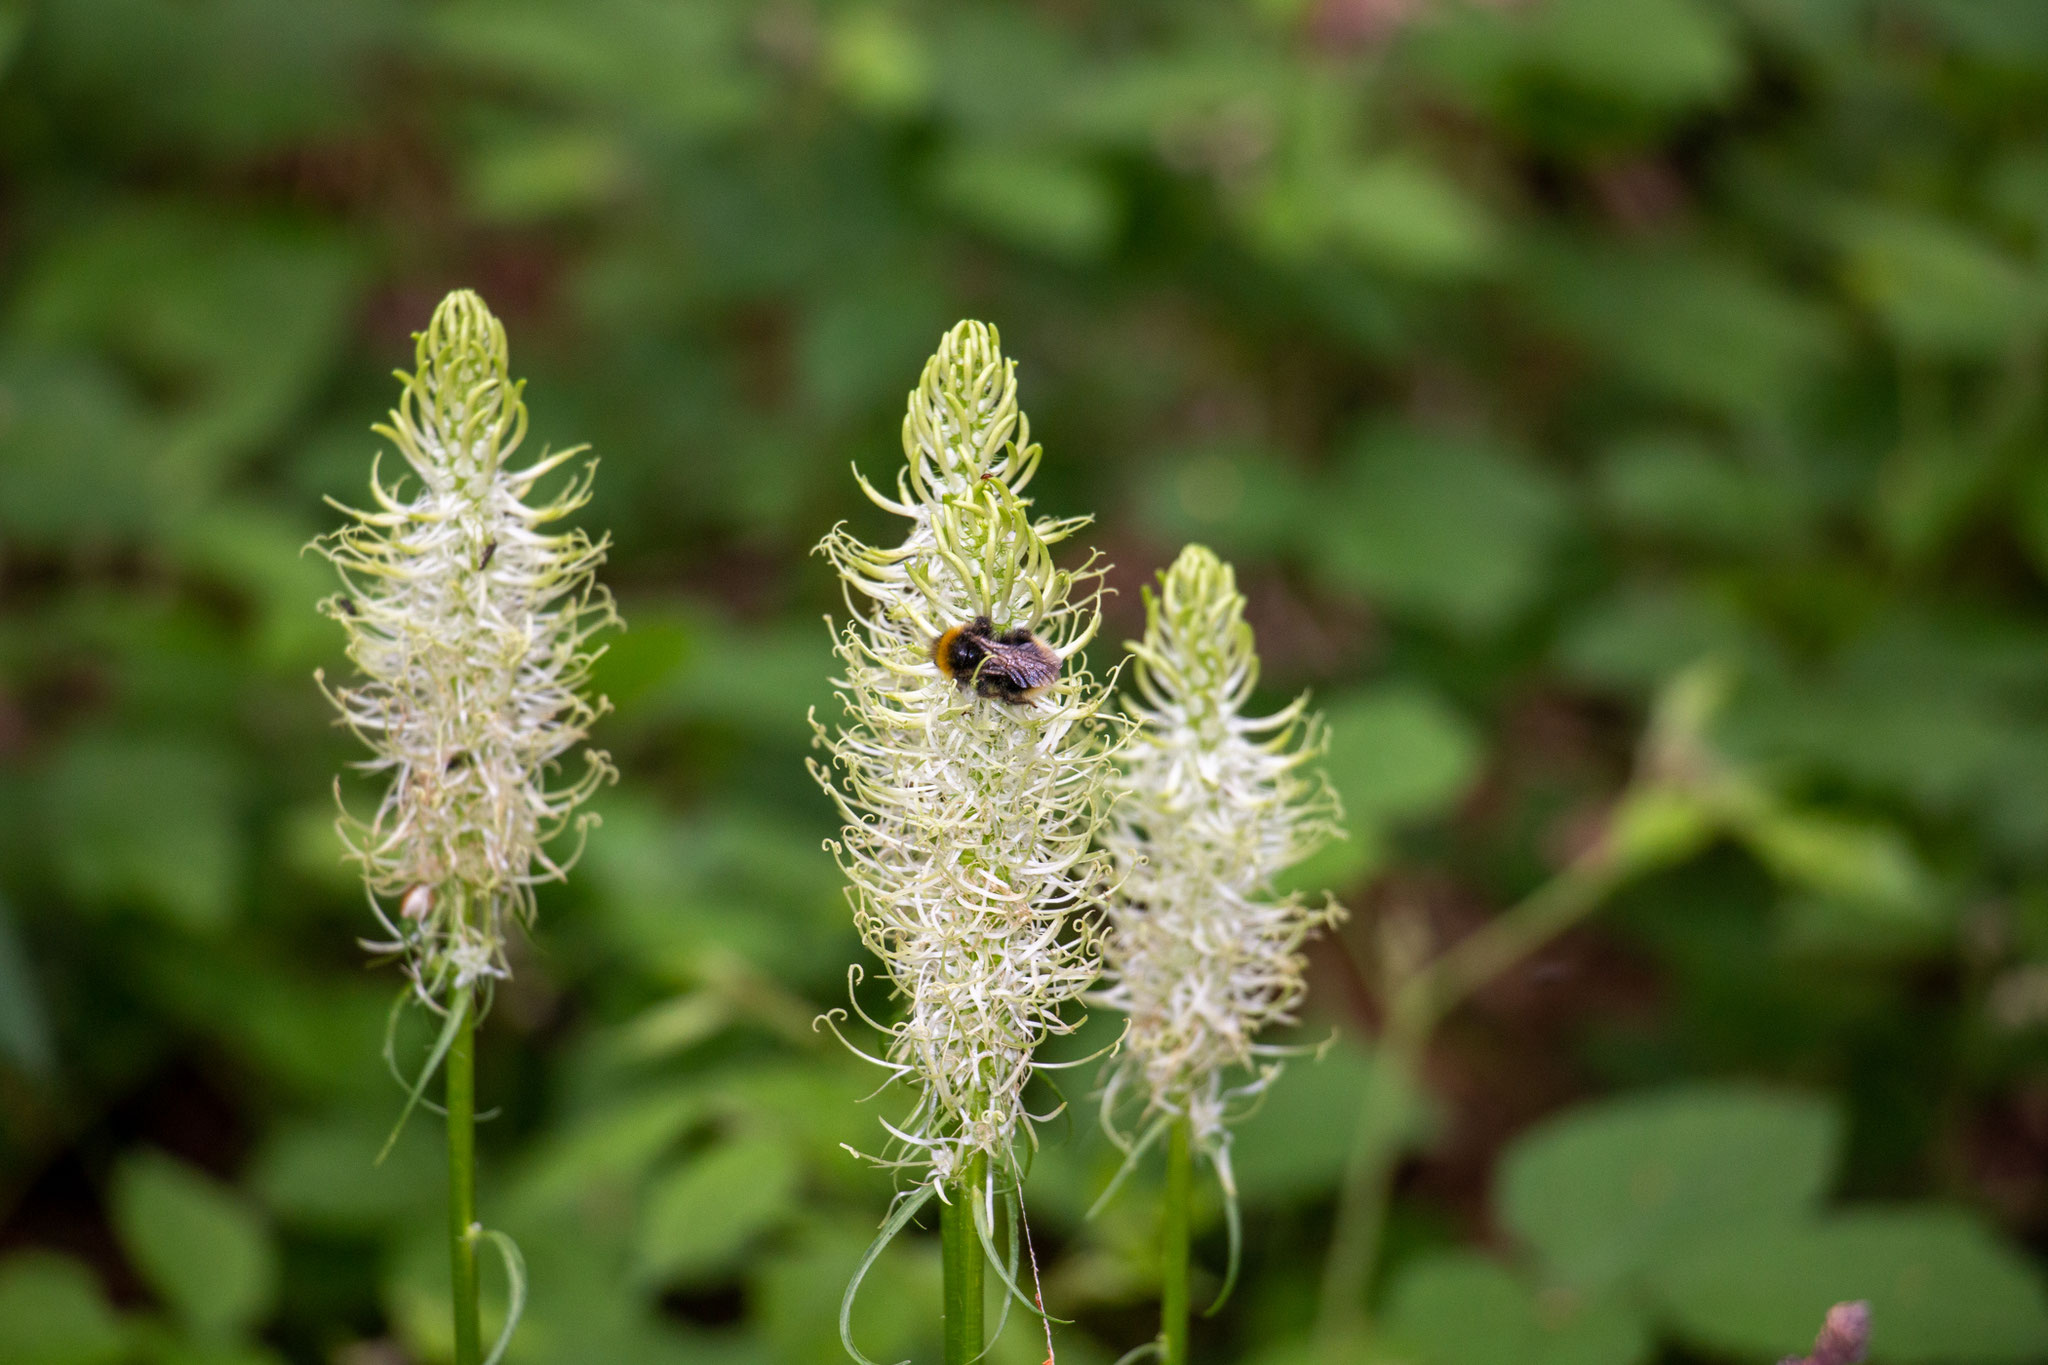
(1099, 544), (1343, 1163)
(315, 289), (616, 1008)
(809, 320), (1123, 1195)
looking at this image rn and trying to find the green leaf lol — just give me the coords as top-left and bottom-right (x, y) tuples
(0, 890), (54, 1077)
(0, 1), (28, 79)
(464, 125), (630, 223)
(1650, 1209), (2048, 1363)
(0, 1254), (126, 1365)
(112, 1150), (278, 1338)
(1597, 433), (1804, 553)
(1732, 805), (1938, 927)
(48, 733), (243, 931)
(1328, 157), (1498, 277)
(825, 7), (934, 115)
(1320, 685), (1484, 829)
(0, 347), (162, 545)
(1500, 1085), (1839, 1291)
(930, 142), (1121, 259)
(1232, 1042), (1432, 1205)
(1383, 1252), (1651, 1365)
(636, 1133), (801, 1284)
(12, 207), (362, 498)
(1556, 583), (1759, 691)
(1840, 209), (2044, 356)
(1524, 0), (1743, 107)
(433, 0), (764, 135)
(1313, 422), (1571, 634)
(1529, 243), (1838, 419)
(252, 1114), (441, 1234)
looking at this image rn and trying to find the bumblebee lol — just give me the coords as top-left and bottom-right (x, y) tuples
(933, 616), (1061, 704)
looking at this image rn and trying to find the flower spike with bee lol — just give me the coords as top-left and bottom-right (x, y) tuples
(810, 321), (1125, 1301)
(315, 289), (618, 1014)
(1098, 544), (1344, 1211)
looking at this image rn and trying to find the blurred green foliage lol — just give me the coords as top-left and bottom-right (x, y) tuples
(2, 0), (2048, 1362)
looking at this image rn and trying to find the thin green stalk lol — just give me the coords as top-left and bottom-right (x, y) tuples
(1317, 850), (1626, 1343)
(447, 983), (480, 1365)
(1161, 1117), (1194, 1365)
(1314, 1028), (1419, 1344)
(942, 1152), (987, 1365)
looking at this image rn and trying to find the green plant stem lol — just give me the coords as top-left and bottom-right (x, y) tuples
(447, 984), (480, 1365)
(1317, 850), (1626, 1344)
(1160, 1117), (1194, 1365)
(942, 1151), (986, 1365)
(1314, 1027), (1420, 1345)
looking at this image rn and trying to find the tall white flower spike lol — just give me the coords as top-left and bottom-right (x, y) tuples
(1099, 544), (1343, 1190)
(316, 289), (617, 1011)
(809, 322), (1123, 1319)
(813, 320), (1122, 1190)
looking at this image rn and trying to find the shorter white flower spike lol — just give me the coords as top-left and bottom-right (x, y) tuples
(1099, 544), (1344, 1163)
(315, 289), (617, 1010)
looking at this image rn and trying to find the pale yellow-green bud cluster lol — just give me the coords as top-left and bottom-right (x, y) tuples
(316, 289), (616, 1007)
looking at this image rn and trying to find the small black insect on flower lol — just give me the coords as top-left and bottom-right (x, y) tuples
(932, 616), (1061, 704)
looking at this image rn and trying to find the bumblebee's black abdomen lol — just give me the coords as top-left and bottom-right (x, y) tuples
(932, 616), (1061, 704)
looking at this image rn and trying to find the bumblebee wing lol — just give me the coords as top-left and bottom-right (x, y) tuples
(988, 640), (1060, 690)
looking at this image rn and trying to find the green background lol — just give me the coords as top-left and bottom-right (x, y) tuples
(3, 0), (2048, 1362)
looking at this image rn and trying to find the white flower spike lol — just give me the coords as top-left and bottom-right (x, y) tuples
(810, 320), (1124, 1197)
(1100, 544), (1343, 1167)
(316, 289), (617, 1010)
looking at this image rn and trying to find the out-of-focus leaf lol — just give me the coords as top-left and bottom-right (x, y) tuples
(1913, 0), (2048, 58)
(754, 1216), (940, 1365)
(1281, 683), (1480, 894)
(1650, 1209), (2048, 1363)
(930, 142), (1121, 259)
(32, 0), (394, 158)
(582, 798), (849, 980)
(1873, 431), (2003, 564)
(433, 0), (763, 135)
(826, 7), (934, 115)
(252, 1113), (441, 1234)
(0, 890), (54, 1077)
(1232, 1042), (1432, 1204)
(1500, 1085), (1839, 1291)
(1529, 243), (1838, 418)
(1731, 805), (1939, 929)
(1138, 442), (1317, 562)
(112, 1150), (278, 1339)
(1597, 434), (1804, 553)
(0, 1254), (126, 1365)
(1729, 613), (2040, 816)
(11, 207), (362, 507)
(0, 1), (29, 83)
(637, 1133), (802, 1284)
(1526, 0), (1741, 107)
(514, 1092), (704, 1218)
(1328, 157), (1498, 277)
(1839, 209), (2044, 356)
(464, 125), (631, 223)
(1320, 684), (1483, 829)
(0, 348), (162, 544)
(1382, 1252), (1651, 1365)
(48, 732), (242, 930)
(1313, 423), (1571, 634)
(174, 503), (334, 667)
(799, 272), (950, 416)
(1557, 584), (1760, 691)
